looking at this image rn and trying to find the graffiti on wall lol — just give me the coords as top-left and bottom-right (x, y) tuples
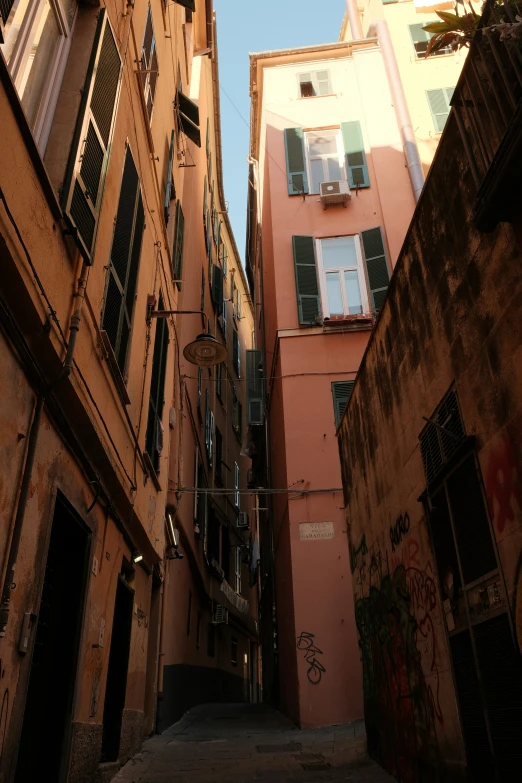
(350, 515), (443, 781)
(485, 434), (522, 534)
(296, 631), (326, 684)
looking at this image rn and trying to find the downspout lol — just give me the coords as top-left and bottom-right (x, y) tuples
(0, 260), (90, 638)
(345, 0), (363, 40)
(370, 20), (424, 202)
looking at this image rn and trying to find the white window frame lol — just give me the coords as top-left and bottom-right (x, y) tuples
(1, 0), (77, 153)
(304, 129), (346, 195)
(297, 69), (332, 98)
(316, 235), (370, 319)
(235, 547), (242, 595)
(234, 462), (240, 509)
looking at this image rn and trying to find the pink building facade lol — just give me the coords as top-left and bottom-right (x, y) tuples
(246, 37), (419, 727)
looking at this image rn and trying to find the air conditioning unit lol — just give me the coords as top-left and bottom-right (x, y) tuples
(213, 605), (229, 624)
(320, 179), (351, 209)
(237, 512), (249, 530)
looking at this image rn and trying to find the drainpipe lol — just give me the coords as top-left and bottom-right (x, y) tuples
(372, 20), (424, 202)
(0, 261), (90, 639)
(345, 0), (363, 40)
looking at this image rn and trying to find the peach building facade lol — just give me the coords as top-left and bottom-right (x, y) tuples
(247, 37), (419, 727)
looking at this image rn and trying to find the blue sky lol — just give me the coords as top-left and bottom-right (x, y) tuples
(213, 0), (346, 262)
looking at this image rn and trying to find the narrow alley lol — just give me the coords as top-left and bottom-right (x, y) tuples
(112, 704), (394, 783)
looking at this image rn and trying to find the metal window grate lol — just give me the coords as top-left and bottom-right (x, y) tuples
(420, 390), (465, 485)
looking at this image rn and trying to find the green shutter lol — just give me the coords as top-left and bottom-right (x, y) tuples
(361, 227), (390, 312)
(172, 200), (185, 290)
(164, 130), (175, 224)
(246, 349), (264, 426)
(101, 148), (144, 376)
(292, 236), (321, 325)
(203, 175), (207, 227)
(332, 381), (355, 429)
(62, 9), (122, 263)
(211, 264), (224, 313)
(341, 121), (369, 189)
(409, 23), (429, 44)
(284, 128), (309, 196)
(145, 298), (169, 471)
(427, 88), (454, 133)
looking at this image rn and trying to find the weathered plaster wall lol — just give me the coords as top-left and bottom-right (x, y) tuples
(338, 111), (522, 780)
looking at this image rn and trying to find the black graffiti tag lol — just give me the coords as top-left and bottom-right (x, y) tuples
(390, 513), (410, 552)
(297, 631), (326, 685)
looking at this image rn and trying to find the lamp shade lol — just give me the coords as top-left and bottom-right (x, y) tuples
(183, 333), (227, 367)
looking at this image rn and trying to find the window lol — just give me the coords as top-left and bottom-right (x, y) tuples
(204, 389), (214, 466)
(234, 462), (240, 509)
(216, 362), (223, 400)
(172, 200), (185, 290)
(219, 232), (228, 277)
(298, 70), (332, 98)
(316, 236), (369, 318)
(211, 264), (224, 313)
(305, 130), (345, 194)
(1, 0), (77, 150)
(232, 395), (242, 441)
(145, 296), (169, 472)
(427, 88), (455, 133)
(141, 5), (158, 121)
(231, 637), (238, 666)
(285, 121), (369, 196)
(246, 349), (264, 426)
(409, 23), (453, 59)
(186, 591), (192, 636)
(60, 9), (121, 263)
(332, 381), (355, 429)
(215, 427), (223, 485)
(164, 130), (175, 224)
(101, 148), (144, 376)
(233, 330), (240, 376)
(235, 548), (242, 595)
(197, 366), (202, 416)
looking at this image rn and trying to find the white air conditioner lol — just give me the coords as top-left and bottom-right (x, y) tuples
(213, 605), (229, 624)
(237, 512), (249, 530)
(320, 179), (351, 208)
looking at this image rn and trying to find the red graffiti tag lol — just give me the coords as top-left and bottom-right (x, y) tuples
(485, 436), (522, 533)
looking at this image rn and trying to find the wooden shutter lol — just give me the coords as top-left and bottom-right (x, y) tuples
(62, 10), (122, 263)
(177, 89), (201, 146)
(284, 128), (309, 196)
(174, 0), (195, 13)
(246, 349), (264, 425)
(332, 381), (355, 429)
(172, 200), (185, 290)
(0, 0), (15, 42)
(164, 130), (175, 224)
(145, 301), (169, 471)
(221, 297), (227, 338)
(315, 70), (331, 96)
(234, 462), (240, 508)
(101, 149), (144, 375)
(211, 264), (224, 313)
(233, 330), (239, 375)
(203, 175), (207, 228)
(361, 227), (390, 312)
(292, 236), (321, 325)
(341, 121), (370, 189)
(427, 88), (453, 133)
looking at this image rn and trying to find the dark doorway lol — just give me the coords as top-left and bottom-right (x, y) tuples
(101, 570), (134, 761)
(15, 493), (90, 783)
(430, 454), (522, 780)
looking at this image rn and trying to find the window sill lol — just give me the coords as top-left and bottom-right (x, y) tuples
(100, 330), (131, 406)
(297, 94), (337, 100)
(323, 314), (375, 331)
(143, 451), (162, 491)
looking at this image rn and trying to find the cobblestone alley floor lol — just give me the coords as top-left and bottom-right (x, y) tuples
(112, 703), (395, 783)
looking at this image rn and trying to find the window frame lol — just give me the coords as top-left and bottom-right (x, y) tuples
(297, 69), (332, 98)
(315, 235), (370, 319)
(234, 462), (240, 509)
(304, 128), (346, 195)
(141, 4), (158, 122)
(235, 547), (242, 595)
(1, 0), (77, 152)
(408, 22), (453, 60)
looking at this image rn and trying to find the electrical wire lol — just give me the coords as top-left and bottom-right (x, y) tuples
(168, 485), (343, 495)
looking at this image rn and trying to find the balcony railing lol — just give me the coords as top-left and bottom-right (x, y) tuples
(451, 0), (522, 230)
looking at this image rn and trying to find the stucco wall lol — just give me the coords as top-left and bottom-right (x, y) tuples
(337, 108), (522, 780)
